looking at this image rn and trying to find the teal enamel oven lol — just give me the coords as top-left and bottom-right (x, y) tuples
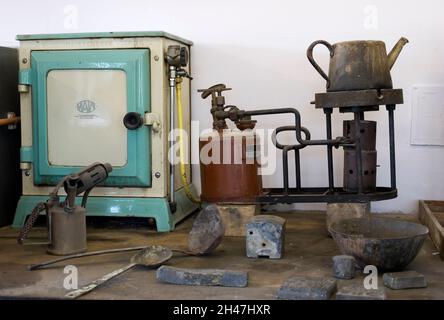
(13, 32), (198, 231)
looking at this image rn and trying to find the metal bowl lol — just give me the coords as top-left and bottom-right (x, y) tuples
(329, 217), (429, 271)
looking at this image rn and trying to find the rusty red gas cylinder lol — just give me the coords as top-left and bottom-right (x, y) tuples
(199, 129), (262, 203)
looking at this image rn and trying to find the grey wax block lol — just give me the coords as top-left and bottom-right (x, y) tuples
(332, 255), (356, 279)
(383, 271), (427, 290)
(276, 276), (337, 300)
(336, 285), (386, 300)
(156, 266), (248, 287)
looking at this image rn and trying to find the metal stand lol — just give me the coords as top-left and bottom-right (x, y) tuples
(255, 89), (403, 204)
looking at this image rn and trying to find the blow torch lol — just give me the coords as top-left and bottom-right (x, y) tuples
(17, 162), (112, 255)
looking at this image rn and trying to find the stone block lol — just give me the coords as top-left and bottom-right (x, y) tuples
(326, 202), (370, 235)
(217, 204), (258, 237)
(246, 215), (285, 259)
(188, 204), (225, 255)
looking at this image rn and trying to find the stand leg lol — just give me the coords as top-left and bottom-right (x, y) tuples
(386, 104), (397, 189)
(325, 110), (334, 192)
(283, 147), (289, 195)
(294, 149), (301, 191)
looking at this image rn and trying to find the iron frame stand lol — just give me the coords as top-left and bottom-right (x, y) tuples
(250, 89), (403, 204)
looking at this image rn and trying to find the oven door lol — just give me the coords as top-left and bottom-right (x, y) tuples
(28, 49), (151, 187)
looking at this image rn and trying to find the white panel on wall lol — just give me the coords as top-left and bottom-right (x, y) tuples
(410, 86), (444, 146)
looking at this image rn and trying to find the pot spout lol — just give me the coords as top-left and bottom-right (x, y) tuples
(387, 37), (409, 70)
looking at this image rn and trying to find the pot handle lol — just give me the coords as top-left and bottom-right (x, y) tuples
(306, 40), (334, 87)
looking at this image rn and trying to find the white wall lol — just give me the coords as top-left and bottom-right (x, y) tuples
(1, 0), (443, 213)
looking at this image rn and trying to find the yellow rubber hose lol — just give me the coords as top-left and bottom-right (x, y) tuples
(175, 78), (201, 204)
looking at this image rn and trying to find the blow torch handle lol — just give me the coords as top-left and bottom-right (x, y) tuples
(17, 202), (47, 244)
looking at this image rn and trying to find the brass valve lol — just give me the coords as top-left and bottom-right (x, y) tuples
(198, 84), (256, 131)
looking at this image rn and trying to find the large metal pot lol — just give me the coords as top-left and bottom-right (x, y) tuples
(329, 217), (428, 271)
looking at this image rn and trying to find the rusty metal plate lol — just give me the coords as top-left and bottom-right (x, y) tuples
(314, 89), (403, 109)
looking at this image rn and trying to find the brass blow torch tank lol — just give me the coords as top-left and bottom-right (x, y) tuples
(198, 84), (262, 203)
